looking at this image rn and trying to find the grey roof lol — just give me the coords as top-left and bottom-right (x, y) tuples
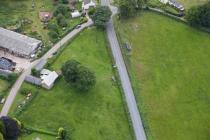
(0, 58), (13, 70)
(35, 59), (47, 71)
(169, 0), (184, 9)
(25, 75), (42, 86)
(0, 27), (42, 56)
(84, 0), (91, 5)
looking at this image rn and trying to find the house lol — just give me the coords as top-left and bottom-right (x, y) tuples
(0, 27), (42, 58)
(159, 0), (184, 11)
(39, 11), (53, 22)
(0, 57), (15, 71)
(71, 10), (81, 18)
(169, 0), (184, 11)
(40, 69), (58, 89)
(82, 0), (96, 10)
(159, 0), (168, 4)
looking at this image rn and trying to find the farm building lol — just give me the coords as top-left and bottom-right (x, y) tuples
(82, 0), (96, 10)
(40, 69), (59, 89)
(71, 11), (81, 18)
(0, 27), (42, 58)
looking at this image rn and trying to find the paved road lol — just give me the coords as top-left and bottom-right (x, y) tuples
(101, 1), (147, 140)
(0, 19), (93, 117)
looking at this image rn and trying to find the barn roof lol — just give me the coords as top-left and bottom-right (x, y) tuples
(0, 27), (42, 56)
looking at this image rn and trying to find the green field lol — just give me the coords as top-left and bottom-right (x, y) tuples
(11, 28), (133, 140)
(179, 0), (209, 9)
(114, 11), (210, 140)
(20, 133), (55, 140)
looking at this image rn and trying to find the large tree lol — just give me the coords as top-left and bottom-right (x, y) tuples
(61, 60), (96, 91)
(90, 6), (112, 28)
(119, 0), (136, 18)
(0, 116), (20, 140)
(186, 2), (210, 28)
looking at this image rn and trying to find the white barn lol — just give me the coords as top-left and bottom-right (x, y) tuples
(71, 11), (81, 18)
(82, 0), (96, 10)
(0, 27), (42, 58)
(41, 69), (58, 89)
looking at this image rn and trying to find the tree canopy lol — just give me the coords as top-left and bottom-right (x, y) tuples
(61, 60), (96, 91)
(186, 2), (210, 28)
(90, 6), (112, 28)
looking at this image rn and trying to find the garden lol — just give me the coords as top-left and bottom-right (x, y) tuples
(114, 11), (210, 140)
(10, 28), (133, 140)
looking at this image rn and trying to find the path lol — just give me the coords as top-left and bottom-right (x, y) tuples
(0, 19), (93, 117)
(101, 0), (147, 140)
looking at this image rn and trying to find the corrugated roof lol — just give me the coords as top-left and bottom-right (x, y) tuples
(0, 27), (42, 56)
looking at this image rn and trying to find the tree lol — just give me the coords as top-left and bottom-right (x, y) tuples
(48, 30), (59, 41)
(56, 14), (67, 27)
(75, 66), (96, 91)
(61, 60), (96, 91)
(186, 2), (210, 28)
(119, 0), (136, 18)
(0, 116), (20, 140)
(90, 6), (112, 28)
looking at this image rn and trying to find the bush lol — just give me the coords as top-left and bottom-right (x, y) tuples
(56, 14), (68, 27)
(31, 68), (40, 77)
(54, 4), (70, 18)
(20, 88), (31, 96)
(57, 127), (66, 140)
(48, 30), (59, 42)
(7, 73), (17, 83)
(47, 23), (59, 33)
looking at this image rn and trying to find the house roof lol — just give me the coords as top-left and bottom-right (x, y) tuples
(41, 71), (58, 87)
(83, 0), (91, 5)
(40, 69), (51, 76)
(25, 75), (42, 86)
(0, 27), (42, 56)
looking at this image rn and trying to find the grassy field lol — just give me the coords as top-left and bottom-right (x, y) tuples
(114, 11), (210, 140)
(20, 133), (55, 140)
(179, 0), (209, 9)
(11, 28), (133, 140)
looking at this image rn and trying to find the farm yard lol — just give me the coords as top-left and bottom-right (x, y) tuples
(114, 11), (210, 140)
(10, 28), (133, 140)
(0, 0), (83, 57)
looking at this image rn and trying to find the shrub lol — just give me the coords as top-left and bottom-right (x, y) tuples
(57, 127), (66, 140)
(48, 30), (59, 42)
(56, 14), (68, 27)
(31, 68), (40, 77)
(20, 88), (31, 96)
(48, 23), (59, 33)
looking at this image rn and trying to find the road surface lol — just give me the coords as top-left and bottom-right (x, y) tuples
(0, 19), (93, 117)
(101, 0), (147, 140)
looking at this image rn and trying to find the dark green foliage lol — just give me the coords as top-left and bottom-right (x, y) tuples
(0, 116), (20, 140)
(59, 0), (69, 4)
(31, 68), (40, 77)
(90, 6), (112, 28)
(61, 60), (80, 84)
(47, 23), (59, 33)
(61, 60), (96, 91)
(75, 65), (96, 91)
(56, 14), (68, 27)
(0, 121), (6, 137)
(48, 30), (59, 41)
(88, 8), (96, 16)
(53, 4), (70, 18)
(7, 73), (17, 83)
(119, 0), (136, 18)
(186, 2), (210, 28)
(20, 88), (31, 96)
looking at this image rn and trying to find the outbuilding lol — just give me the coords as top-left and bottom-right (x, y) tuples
(82, 0), (96, 10)
(40, 69), (58, 89)
(71, 11), (81, 18)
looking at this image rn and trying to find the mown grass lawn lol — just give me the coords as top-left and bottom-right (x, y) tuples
(114, 11), (210, 140)
(179, 0), (209, 9)
(11, 28), (133, 140)
(20, 133), (55, 140)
